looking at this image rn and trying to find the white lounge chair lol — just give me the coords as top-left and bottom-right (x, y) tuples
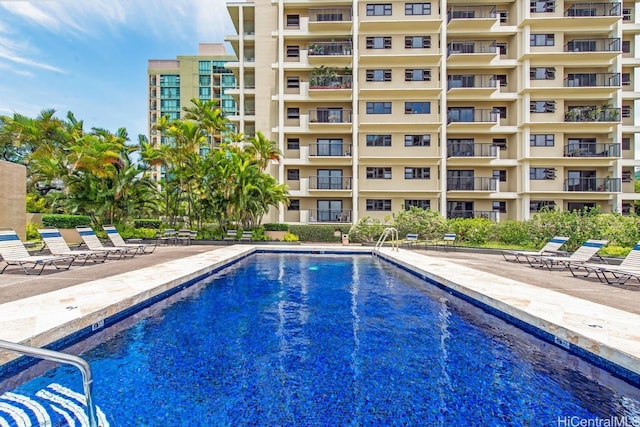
(402, 233), (420, 248)
(103, 225), (156, 254)
(76, 226), (137, 259)
(502, 236), (570, 262)
(0, 228), (74, 275)
(526, 239), (609, 270)
(38, 227), (109, 265)
(569, 242), (640, 285)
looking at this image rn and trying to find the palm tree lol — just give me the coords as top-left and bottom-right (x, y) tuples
(182, 98), (229, 150)
(245, 131), (282, 171)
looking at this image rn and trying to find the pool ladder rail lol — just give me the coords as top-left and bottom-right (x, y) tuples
(0, 339), (101, 427)
(374, 227), (399, 253)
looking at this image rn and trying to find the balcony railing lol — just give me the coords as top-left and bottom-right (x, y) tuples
(308, 176), (352, 190)
(564, 2), (622, 17)
(309, 75), (352, 89)
(309, 209), (352, 223)
(447, 108), (498, 123)
(564, 177), (621, 192)
(309, 7), (353, 22)
(564, 106), (621, 122)
(447, 143), (498, 157)
(447, 177), (497, 191)
(309, 109), (353, 124)
(564, 142), (621, 157)
(447, 5), (497, 21)
(564, 73), (620, 87)
(447, 210), (498, 221)
(308, 41), (352, 56)
(447, 40), (497, 55)
(308, 143), (352, 157)
(564, 38), (620, 52)
(447, 74), (500, 89)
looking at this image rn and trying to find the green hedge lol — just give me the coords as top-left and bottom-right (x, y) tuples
(289, 225), (350, 242)
(42, 214), (92, 229)
(133, 219), (162, 229)
(263, 223), (289, 231)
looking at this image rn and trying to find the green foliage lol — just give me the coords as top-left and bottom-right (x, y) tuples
(289, 225), (345, 242)
(42, 214), (92, 228)
(446, 217), (496, 245)
(595, 213), (639, 248)
(26, 222), (40, 240)
(26, 194), (47, 213)
(117, 227), (158, 239)
(250, 227), (267, 241)
(133, 219), (162, 229)
(263, 223), (289, 231)
(283, 232), (299, 242)
(391, 207), (446, 240)
(347, 217), (387, 243)
(495, 220), (534, 247)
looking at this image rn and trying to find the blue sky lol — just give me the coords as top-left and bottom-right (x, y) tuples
(0, 0), (235, 141)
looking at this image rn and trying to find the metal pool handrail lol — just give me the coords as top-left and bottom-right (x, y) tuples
(0, 339), (99, 427)
(374, 227), (399, 253)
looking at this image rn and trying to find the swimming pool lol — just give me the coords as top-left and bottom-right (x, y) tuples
(1, 252), (640, 426)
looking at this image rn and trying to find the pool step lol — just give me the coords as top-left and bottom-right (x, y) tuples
(0, 383), (109, 427)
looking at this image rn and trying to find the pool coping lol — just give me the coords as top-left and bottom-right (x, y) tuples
(1, 245), (639, 386)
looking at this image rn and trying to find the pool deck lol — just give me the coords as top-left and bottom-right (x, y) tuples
(1, 244), (639, 380)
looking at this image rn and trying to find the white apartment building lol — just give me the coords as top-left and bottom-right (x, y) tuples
(224, 0), (640, 224)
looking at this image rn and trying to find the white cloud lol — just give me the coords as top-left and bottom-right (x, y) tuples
(0, 35), (65, 74)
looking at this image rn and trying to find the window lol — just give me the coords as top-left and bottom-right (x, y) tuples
(366, 69), (392, 82)
(493, 106), (507, 119)
(530, 101), (556, 113)
(405, 36), (431, 49)
(530, 200), (556, 212)
(286, 14), (300, 27)
(622, 106), (632, 118)
(623, 8), (632, 21)
(286, 45), (300, 58)
(622, 73), (632, 86)
(287, 108), (300, 119)
(198, 61), (211, 74)
(622, 137), (631, 150)
(405, 3), (431, 15)
(530, 67), (556, 80)
(367, 4), (392, 15)
(492, 201), (507, 213)
(366, 134), (392, 146)
(366, 199), (392, 211)
(493, 74), (507, 87)
(287, 77), (300, 88)
(366, 37), (392, 49)
(288, 200), (300, 211)
(287, 169), (300, 180)
(405, 69), (431, 81)
(405, 134), (430, 146)
(530, 134), (554, 146)
(405, 167), (430, 179)
(366, 167), (392, 179)
(568, 202), (596, 212)
(530, 1), (555, 13)
(404, 199), (431, 209)
(493, 170), (507, 182)
(287, 138), (300, 150)
(492, 138), (507, 150)
(367, 102), (392, 114)
(498, 10), (508, 23)
(405, 102), (431, 114)
(530, 167), (556, 180)
(530, 34), (555, 46)
(622, 171), (633, 183)
(623, 41), (631, 53)
(496, 43), (507, 55)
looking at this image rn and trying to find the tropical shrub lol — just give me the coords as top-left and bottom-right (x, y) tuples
(263, 223), (289, 231)
(283, 232), (299, 242)
(347, 217), (387, 243)
(289, 225), (344, 242)
(42, 214), (92, 229)
(26, 222), (40, 240)
(392, 207), (446, 240)
(133, 219), (162, 229)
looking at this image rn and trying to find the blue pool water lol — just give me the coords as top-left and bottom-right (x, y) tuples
(2, 253), (640, 426)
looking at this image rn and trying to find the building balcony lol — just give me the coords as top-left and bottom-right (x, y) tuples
(447, 74), (501, 90)
(447, 40), (497, 56)
(447, 142), (498, 158)
(564, 2), (622, 17)
(564, 106), (621, 122)
(564, 73), (620, 87)
(564, 142), (621, 157)
(310, 74), (352, 90)
(564, 38), (620, 53)
(447, 108), (498, 124)
(308, 176), (352, 190)
(447, 177), (498, 191)
(308, 209), (352, 223)
(564, 177), (621, 192)
(308, 41), (352, 57)
(309, 109), (353, 124)
(308, 142), (352, 157)
(308, 7), (352, 23)
(447, 5), (498, 31)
